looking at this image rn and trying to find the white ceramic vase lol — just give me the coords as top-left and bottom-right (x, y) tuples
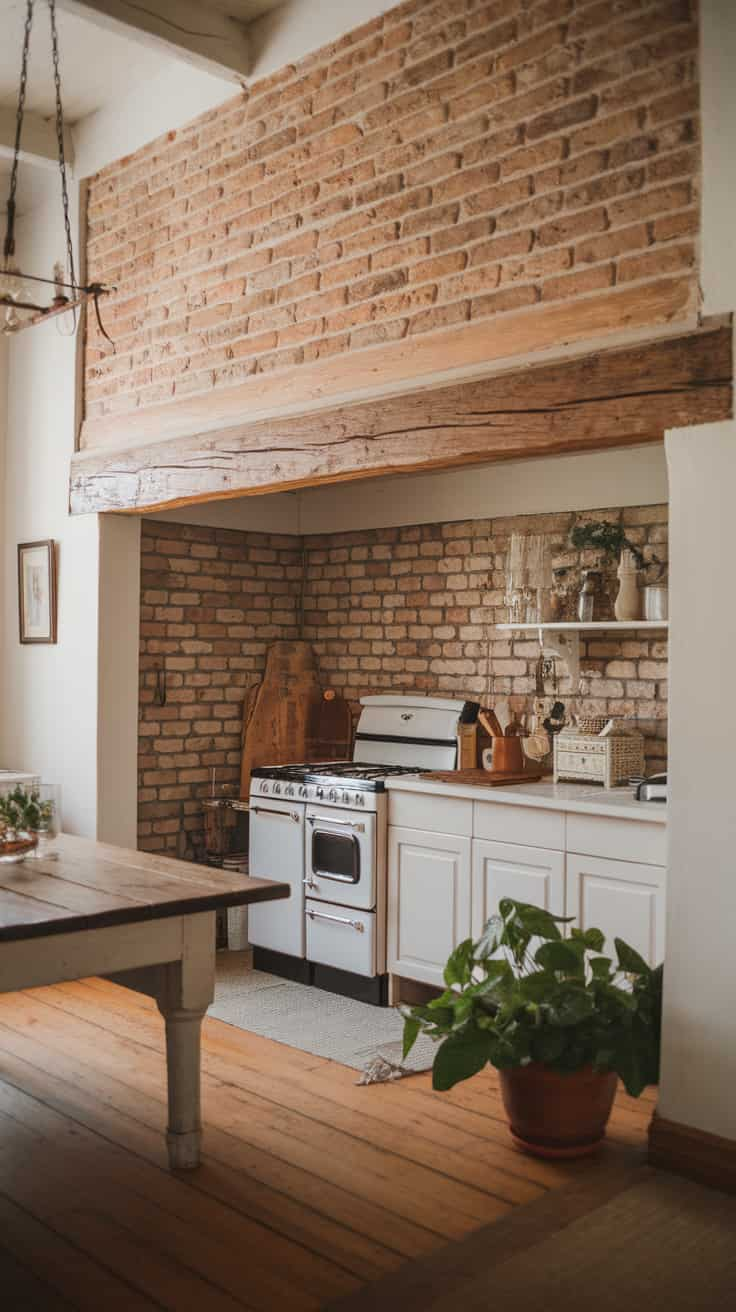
(614, 549), (640, 621)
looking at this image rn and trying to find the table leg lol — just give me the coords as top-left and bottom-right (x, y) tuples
(154, 912), (215, 1170)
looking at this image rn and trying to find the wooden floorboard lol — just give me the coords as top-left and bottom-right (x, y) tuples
(0, 978), (651, 1311)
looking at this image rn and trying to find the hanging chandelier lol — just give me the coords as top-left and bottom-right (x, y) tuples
(1, 0), (113, 338)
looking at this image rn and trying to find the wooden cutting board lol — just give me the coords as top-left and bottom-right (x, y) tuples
(422, 769), (544, 787)
(309, 689), (353, 761)
(240, 642), (323, 797)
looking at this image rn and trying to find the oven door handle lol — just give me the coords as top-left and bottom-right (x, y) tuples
(251, 806), (301, 823)
(307, 815), (365, 832)
(306, 908), (365, 933)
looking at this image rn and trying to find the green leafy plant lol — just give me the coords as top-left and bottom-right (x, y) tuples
(0, 786), (54, 835)
(402, 899), (662, 1098)
(570, 520), (644, 567)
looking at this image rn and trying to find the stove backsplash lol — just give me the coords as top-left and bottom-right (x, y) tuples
(139, 506), (667, 858)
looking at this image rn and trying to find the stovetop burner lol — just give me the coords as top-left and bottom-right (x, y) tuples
(251, 761), (426, 791)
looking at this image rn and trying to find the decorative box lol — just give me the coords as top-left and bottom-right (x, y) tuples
(553, 730), (645, 789)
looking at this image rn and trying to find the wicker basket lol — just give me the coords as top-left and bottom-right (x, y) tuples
(575, 716), (609, 735)
(554, 731), (644, 789)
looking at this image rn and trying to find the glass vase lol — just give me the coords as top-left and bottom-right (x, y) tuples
(26, 784), (61, 861)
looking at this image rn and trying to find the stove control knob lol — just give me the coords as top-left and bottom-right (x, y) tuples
(328, 788), (338, 802)
(259, 780), (269, 794)
(342, 791), (351, 804)
(272, 783), (281, 795)
(316, 786), (324, 799)
(299, 785), (307, 799)
(354, 792), (364, 806)
(284, 784), (294, 797)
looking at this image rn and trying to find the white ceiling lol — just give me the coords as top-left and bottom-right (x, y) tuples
(0, 1), (285, 120)
(0, 1), (166, 120)
(0, 0), (286, 217)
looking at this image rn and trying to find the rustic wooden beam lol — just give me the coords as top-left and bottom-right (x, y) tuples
(80, 278), (696, 452)
(69, 320), (733, 516)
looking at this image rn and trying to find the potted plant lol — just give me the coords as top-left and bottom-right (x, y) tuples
(0, 785), (54, 863)
(402, 899), (662, 1158)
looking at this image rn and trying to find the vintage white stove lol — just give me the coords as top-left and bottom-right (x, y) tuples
(247, 695), (478, 1004)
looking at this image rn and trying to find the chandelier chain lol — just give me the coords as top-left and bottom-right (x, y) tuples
(4, 0), (34, 262)
(49, 0), (77, 293)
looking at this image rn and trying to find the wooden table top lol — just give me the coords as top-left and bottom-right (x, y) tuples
(0, 833), (289, 943)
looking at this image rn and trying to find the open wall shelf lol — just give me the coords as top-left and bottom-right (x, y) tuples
(496, 621), (669, 683)
(496, 622), (669, 633)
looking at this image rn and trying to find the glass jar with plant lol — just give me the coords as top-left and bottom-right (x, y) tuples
(402, 899), (662, 1158)
(570, 521), (646, 621)
(0, 785), (55, 863)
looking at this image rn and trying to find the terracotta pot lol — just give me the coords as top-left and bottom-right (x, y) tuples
(498, 1063), (618, 1159)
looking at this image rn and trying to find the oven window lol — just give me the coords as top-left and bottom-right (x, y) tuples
(312, 830), (360, 883)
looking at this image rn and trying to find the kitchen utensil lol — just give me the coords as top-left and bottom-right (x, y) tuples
(505, 710), (526, 737)
(522, 731), (551, 762)
(425, 767), (543, 787)
(493, 698), (512, 735)
(643, 584), (668, 621)
(577, 570), (600, 622)
(309, 688), (353, 760)
(479, 707), (503, 738)
(240, 641), (323, 797)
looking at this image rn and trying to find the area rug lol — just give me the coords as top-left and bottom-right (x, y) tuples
(324, 1170), (736, 1310)
(210, 952), (435, 1078)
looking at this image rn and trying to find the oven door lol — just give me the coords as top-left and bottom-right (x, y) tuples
(304, 805), (376, 910)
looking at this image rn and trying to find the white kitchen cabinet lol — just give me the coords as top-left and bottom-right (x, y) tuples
(566, 853), (665, 966)
(471, 839), (565, 939)
(388, 826), (471, 988)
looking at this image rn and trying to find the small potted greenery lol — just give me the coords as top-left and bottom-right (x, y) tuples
(0, 785), (55, 863)
(403, 899), (662, 1158)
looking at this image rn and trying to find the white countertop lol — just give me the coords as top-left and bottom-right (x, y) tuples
(386, 776), (667, 824)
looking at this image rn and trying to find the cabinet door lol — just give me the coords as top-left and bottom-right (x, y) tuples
(388, 826), (471, 988)
(471, 840), (565, 940)
(566, 854), (665, 966)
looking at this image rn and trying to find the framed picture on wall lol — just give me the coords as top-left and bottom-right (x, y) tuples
(18, 540), (57, 644)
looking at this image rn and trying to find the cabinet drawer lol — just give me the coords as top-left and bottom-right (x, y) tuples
(306, 901), (376, 978)
(473, 802), (564, 851)
(567, 813), (667, 866)
(389, 790), (472, 836)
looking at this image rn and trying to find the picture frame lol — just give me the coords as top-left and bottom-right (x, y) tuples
(18, 540), (57, 644)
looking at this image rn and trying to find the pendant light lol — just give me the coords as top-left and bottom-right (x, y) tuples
(1, 0), (114, 341)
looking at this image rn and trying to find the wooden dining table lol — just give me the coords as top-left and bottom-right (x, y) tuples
(0, 832), (288, 1169)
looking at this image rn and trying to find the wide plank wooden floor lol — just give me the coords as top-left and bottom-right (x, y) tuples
(0, 976), (653, 1310)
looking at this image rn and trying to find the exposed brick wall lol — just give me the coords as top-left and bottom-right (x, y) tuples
(139, 503), (668, 856)
(138, 520), (302, 856)
(87, 0), (699, 425)
(302, 503), (669, 773)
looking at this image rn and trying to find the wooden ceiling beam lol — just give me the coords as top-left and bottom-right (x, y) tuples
(68, 320), (733, 516)
(56, 0), (252, 82)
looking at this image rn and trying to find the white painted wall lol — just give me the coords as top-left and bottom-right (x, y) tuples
(97, 514), (141, 847)
(657, 0), (736, 1142)
(0, 188), (99, 835)
(0, 1), (394, 836)
(296, 444), (668, 535)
